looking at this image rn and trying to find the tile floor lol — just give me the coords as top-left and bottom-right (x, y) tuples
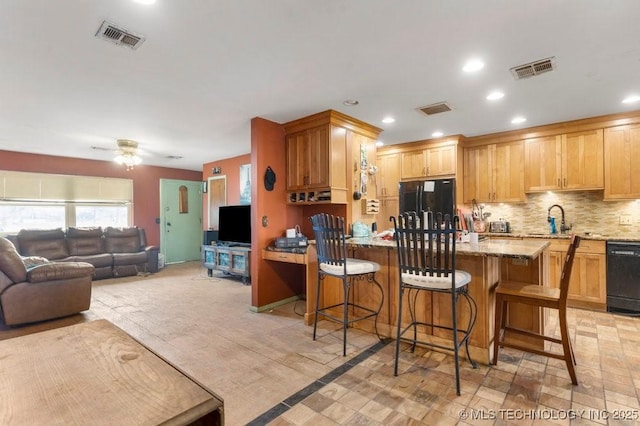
(2, 262), (639, 425)
(266, 305), (640, 426)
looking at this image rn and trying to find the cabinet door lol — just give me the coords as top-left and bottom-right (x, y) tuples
(524, 135), (562, 191)
(306, 126), (330, 188)
(400, 150), (427, 179)
(568, 253), (606, 307)
(493, 141), (525, 202)
(463, 145), (492, 203)
(562, 129), (603, 190)
(604, 124), (640, 199)
(378, 197), (399, 228)
(285, 126), (330, 190)
(377, 153), (401, 197)
(286, 133), (307, 190)
(426, 145), (456, 177)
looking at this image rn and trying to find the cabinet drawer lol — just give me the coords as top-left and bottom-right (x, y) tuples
(262, 249), (306, 264)
(576, 240), (605, 254)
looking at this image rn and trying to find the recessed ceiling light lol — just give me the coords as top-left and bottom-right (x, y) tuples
(511, 116), (527, 124)
(376, 141), (384, 147)
(432, 131), (444, 138)
(382, 117), (395, 124)
(486, 91), (504, 101)
(343, 99), (359, 106)
(133, 0), (157, 4)
(463, 59), (485, 73)
(622, 95), (640, 104)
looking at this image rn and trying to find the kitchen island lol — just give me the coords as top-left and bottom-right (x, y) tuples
(312, 237), (550, 364)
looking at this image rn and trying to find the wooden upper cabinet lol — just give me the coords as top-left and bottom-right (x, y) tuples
(524, 129), (603, 192)
(563, 129), (604, 190)
(426, 145), (457, 177)
(493, 141), (525, 202)
(400, 145), (456, 179)
(285, 125), (331, 190)
(376, 153), (401, 197)
(463, 141), (524, 203)
(400, 150), (427, 179)
(604, 124), (640, 199)
(524, 135), (562, 191)
(463, 145), (492, 203)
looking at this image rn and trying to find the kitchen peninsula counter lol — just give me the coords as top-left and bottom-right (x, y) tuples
(313, 237), (551, 364)
(347, 236), (550, 258)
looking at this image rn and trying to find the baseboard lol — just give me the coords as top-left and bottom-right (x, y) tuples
(250, 295), (302, 313)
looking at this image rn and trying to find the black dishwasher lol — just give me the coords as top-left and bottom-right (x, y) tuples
(607, 241), (640, 314)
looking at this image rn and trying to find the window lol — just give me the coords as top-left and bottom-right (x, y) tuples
(75, 205), (129, 228)
(0, 203), (65, 233)
(0, 171), (134, 234)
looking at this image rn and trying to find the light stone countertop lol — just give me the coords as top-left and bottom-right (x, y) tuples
(482, 232), (640, 242)
(347, 237), (549, 260)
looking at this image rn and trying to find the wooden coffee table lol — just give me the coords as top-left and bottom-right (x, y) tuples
(0, 319), (223, 425)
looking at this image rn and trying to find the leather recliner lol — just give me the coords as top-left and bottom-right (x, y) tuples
(0, 237), (94, 326)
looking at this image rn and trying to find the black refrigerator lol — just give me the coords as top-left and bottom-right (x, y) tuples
(398, 178), (456, 218)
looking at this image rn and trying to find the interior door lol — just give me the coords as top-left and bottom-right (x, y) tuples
(207, 176), (227, 230)
(160, 179), (203, 264)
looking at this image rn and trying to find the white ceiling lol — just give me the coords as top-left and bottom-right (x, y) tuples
(2, 1), (640, 171)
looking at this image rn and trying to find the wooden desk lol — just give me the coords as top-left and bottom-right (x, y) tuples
(0, 320), (223, 425)
(262, 246), (317, 325)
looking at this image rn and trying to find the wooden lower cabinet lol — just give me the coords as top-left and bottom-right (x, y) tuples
(537, 238), (606, 310)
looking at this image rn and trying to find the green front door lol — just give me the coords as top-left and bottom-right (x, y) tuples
(160, 179), (203, 263)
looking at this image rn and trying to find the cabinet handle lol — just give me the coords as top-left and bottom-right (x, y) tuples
(557, 178), (561, 187)
(564, 178), (567, 188)
(423, 167), (426, 175)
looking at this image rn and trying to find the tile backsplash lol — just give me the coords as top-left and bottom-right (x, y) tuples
(467, 191), (640, 238)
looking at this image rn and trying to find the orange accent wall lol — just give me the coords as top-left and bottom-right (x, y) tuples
(0, 150), (202, 246)
(250, 117), (308, 308)
(201, 153), (251, 229)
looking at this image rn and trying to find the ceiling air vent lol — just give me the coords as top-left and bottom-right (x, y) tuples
(417, 102), (453, 116)
(95, 21), (145, 49)
(510, 57), (556, 80)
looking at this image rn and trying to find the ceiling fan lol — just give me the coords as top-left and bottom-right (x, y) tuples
(91, 139), (183, 170)
(114, 139), (142, 170)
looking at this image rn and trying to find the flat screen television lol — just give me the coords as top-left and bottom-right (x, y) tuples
(217, 205), (251, 246)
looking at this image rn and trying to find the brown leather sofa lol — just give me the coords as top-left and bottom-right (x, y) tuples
(10, 227), (159, 280)
(0, 237), (94, 326)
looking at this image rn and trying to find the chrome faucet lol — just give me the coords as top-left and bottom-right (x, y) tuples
(547, 204), (572, 234)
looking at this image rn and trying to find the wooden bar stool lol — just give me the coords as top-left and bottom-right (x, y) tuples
(493, 234), (581, 385)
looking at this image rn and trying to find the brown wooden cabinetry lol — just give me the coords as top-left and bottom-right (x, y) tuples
(376, 153), (401, 197)
(524, 129), (603, 192)
(604, 124), (640, 199)
(378, 197), (399, 229)
(286, 125), (330, 190)
(376, 152), (400, 226)
(285, 117), (348, 204)
(463, 141), (524, 203)
(400, 145), (456, 179)
(538, 238), (606, 310)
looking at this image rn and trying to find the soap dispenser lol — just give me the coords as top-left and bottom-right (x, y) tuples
(549, 217), (557, 234)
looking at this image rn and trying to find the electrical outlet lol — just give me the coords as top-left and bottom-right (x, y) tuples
(619, 214), (633, 225)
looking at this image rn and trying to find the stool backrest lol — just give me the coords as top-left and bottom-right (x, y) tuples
(310, 213), (348, 273)
(559, 234), (581, 303)
(392, 211), (458, 282)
